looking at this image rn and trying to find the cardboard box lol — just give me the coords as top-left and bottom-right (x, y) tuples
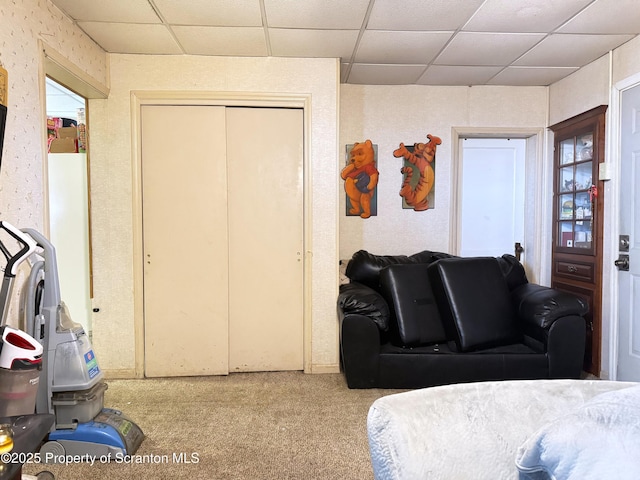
(57, 126), (77, 139)
(49, 125), (79, 153)
(49, 137), (77, 153)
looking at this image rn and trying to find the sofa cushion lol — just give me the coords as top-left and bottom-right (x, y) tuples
(379, 264), (446, 347)
(428, 257), (522, 352)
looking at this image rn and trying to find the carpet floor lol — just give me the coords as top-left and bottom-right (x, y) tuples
(23, 372), (405, 480)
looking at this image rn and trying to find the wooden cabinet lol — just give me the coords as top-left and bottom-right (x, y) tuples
(549, 105), (607, 376)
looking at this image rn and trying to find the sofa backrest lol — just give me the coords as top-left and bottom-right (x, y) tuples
(428, 257), (523, 352)
(496, 254), (529, 290)
(346, 250), (528, 292)
(345, 250), (454, 290)
(342, 250), (529, 348)
(379, 264), (447, 347)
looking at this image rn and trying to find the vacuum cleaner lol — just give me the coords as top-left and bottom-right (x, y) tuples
(0, 221), (43, 417)
(0, 221), (144, 460)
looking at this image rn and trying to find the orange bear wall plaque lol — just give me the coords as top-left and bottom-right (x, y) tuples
(341, 140), (379, 218)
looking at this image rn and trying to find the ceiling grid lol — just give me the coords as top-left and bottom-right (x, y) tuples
(49, 0), (640, 86)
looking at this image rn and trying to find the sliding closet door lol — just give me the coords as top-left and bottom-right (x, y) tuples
(226, 107), (304, 372)
(141, 105), (229, 377)
(142, 105), (304, 377)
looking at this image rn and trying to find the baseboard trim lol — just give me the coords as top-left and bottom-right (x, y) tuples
(103, 368), (139, 379)
(103, 366), (341, 377)
(309, 364), (340, 374)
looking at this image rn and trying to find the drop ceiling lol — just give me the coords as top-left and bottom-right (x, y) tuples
(48, 0), (640, 86)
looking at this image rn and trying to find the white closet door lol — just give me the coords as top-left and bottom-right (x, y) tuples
(142, 105), (229, 377)
(226, 107), (304, 372)
(141, 105), (304, 376)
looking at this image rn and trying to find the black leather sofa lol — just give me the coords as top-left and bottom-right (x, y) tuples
(338, 250), (588, 389)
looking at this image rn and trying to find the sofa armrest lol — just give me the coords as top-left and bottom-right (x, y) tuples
(338, 283), (390, 388)
(339, 313), (382, 388)
(546, 315), (587, 378)
(511, 284), (587, 378)
(512, 283), (588, 330)
(338, 282), (390, 332)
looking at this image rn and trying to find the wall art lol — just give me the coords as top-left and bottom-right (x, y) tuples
(341, 140), (378, 218)
(393, 134), (441, 211)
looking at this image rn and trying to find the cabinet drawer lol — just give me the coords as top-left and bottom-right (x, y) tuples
(554, 260), (594, 282)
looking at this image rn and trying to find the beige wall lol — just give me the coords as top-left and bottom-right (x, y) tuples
(612, 35), (640, 85)
(0, 0), (107, 227)
(548, 55), (610, 126)
(548, 35), (640, 123)
(5, 0), (640, 381)
(89, 54), (340, 375)
(339, 85), (549, 261)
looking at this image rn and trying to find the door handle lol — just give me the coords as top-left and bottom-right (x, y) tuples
(514, 242), (524, 262)
(615, 254), (630, 271)
(619, 235), (630, 252)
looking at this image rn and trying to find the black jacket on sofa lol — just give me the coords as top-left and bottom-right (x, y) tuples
(338, 250), (588, 389)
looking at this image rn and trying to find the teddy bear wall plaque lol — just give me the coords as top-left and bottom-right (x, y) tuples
(341, 140), (379, 218)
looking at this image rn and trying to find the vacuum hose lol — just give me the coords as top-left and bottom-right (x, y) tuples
(22, 260), (44, 341)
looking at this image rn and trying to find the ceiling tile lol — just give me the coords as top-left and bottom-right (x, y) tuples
(463, 0), (591, 33)
(434, 32), (545, 66)
(270, 29), (359, 59)
(515, 33), (634, 67)
(559, 0), (640, 34)
(173, 26), (267, 56)
(51, 0), (160, 23)
(355, 31), (453, 64)
(417, 65), (502, 85)
(348, 64), (427, 85)
(367, 0), (484, 30)
(47, 0), (640, 86)
(77, 22), (182, 54)
(488, 66), (579, 86)
(153, 0), (263, 26)
(264, 0), (370, 29)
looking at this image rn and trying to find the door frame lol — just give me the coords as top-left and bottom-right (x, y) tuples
(130, 91), (312, 378)
(606, 72), (640, 380)
(451, 127), (548, 284)
(39, 40), (109, 236)
(39, 41), (109, 333)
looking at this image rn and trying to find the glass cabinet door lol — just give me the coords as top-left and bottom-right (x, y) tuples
(556, 133), (594, 250)
(549, 104), (606, 377)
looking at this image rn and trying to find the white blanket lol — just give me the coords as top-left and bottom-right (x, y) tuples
(367, 380), (638, 480)
(515, 385), (640, 480)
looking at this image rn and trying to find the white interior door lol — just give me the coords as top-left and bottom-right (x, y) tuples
(227, 107), (304, 372)
(142, 105), (304, 377)
(617, 83), (640, 381)
(459, 138), (525, 257)
(142, 105), (230, 377)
